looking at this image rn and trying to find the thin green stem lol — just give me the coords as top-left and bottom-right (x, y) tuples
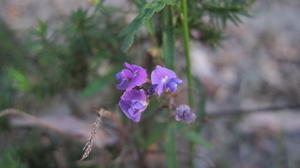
(181, 0), (193, 108)
(162, 6), (175, 70)
(181, 0), (194, 167)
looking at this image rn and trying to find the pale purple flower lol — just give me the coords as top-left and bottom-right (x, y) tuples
(175, 104), (196, 124)
(116, 62), (147, 90)
(150, 65), (182, 95)
(119, 89), (148, 122)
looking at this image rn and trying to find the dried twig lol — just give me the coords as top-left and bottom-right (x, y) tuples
(80, 108), (120, 161)
(80, 109), (103, 161)
(0, 108), (119, 161)
(0, 108), (19, 117)
(0, 108), (80, 138)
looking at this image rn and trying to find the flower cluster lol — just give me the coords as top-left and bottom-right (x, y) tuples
(116, 62), (196, 123)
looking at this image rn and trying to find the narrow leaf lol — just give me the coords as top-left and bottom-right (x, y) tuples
(120, 0), (166, 51)
(166, 124), (177, 168)
(193, 77), (206, 124)
(184, 131), (212, 149)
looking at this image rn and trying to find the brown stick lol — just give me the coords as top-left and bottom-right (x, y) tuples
(0, 108), (81, 138)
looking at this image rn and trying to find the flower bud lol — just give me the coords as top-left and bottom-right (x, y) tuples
(175, 104), (196, 124)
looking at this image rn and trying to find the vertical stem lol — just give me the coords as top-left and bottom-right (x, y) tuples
(181, 0), (194, 168)
(181, 0), (193, 108)
(163, 6), (175, 70)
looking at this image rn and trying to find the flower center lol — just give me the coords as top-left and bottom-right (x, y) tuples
(161, 76), (169, 83)
(132, 70), (138, 77)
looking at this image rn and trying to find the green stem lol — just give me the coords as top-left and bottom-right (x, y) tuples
(181, 0), (194, 167)
(181, 0), (193, 108)
(162, 6), (175, 70)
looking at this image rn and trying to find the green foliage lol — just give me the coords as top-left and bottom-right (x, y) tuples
(7, 68), (31, 92)
(187, 0), (253, 46)
(16, 4), (126, 98)
(0, 133), (57, 168)
(166, 124), (177, 168)
(202, 0), (253, 28)
(183, 130), (212, 149)
(0, 74), (14, 110)
(0, 20), (27, 110)
(143, 122), (167, 148)
(81, 67), (118, 97)
(120, 0), (166, 51)
(194, 77), (206, 126)
(0, 21), (27, 69)
(0, 131), (104, 168)
(0, 148), (28, 168)
(198, 26), (225, 47)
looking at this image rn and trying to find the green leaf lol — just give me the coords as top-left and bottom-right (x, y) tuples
(134, 0), (155, 36)
(134, 0), (147, 9)
(120, 0), (166, 51)
(166, 124), (177, 168)
(184, 130), (212, 149)
(81, 68), (117, 97)
(7, 68), (31, 91)
(144, 122), (167, 148)
(193, 77), (206, 123)
(165, 0), (180, 6)
(162, 6), (175, 69)
(145, 20), (155, 36)
(0, 147), (28, 168)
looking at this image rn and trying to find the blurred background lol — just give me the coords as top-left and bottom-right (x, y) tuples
(0, 0), (300, 168)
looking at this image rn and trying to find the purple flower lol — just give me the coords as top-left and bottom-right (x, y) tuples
(119, 89), (148, 122)
(116, 62), (147, 90)
(148, 84), (158, 95)
(175, 104), (196, 124)
(150, 65), (182, 95)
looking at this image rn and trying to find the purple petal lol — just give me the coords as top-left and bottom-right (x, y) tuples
(121, 69), (133, 79)
(124, 62), (133, 70)
(148, 84), (158, 95)
(156, 84), (164, 96)
(170, 78), (183, 84)
(131, 101), (145, 110)
(127, 67), (147, 89)
(119, 99), (141, 122)
(166, 78), (183, 92)
(119, 99), (131, 112)
(116, 72), (122, 82)
(150, 65), (182, 95)
(121, 89), (147, 101)
(151, 65), (176, 85)
(119, 89), (148, 122)
(116, 80), (129, 90)
(166, 81), (177, 92)
(116, 62), (148, 90)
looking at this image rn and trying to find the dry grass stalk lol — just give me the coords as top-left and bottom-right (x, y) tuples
(80, 108), (108, 161)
